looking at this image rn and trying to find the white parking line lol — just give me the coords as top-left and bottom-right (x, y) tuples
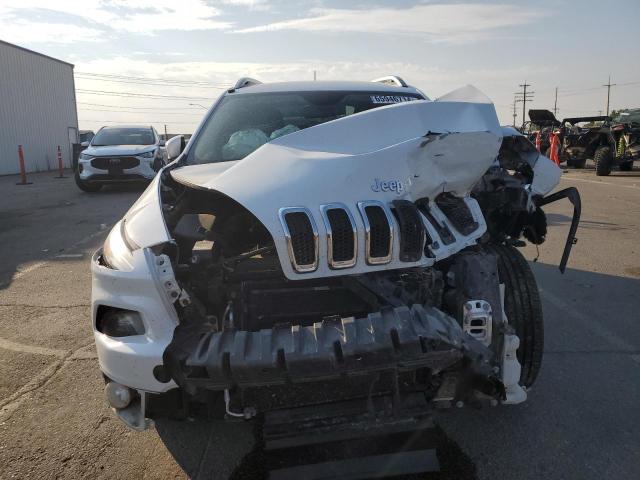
(0, 337), (69, 357)
(10, 225), (109, 282)
(561, 175), (640, 191)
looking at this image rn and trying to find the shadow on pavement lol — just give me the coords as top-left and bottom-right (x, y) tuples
(155, 262), (640, 480)
(156, 416), (478, 480)
(0, 171), (145, 290)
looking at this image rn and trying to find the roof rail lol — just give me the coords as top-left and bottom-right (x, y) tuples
(371, 76), (408, 88)
(233, 77), (262, 89)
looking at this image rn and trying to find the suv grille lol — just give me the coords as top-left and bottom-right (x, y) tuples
(280, 209), (318, 272)
(435, 193), (478, 235)
(322, 205), (357, 268)
(91, 156), (140, 170)
(392, 200), (425, 262)
(358, 201), (393, 264)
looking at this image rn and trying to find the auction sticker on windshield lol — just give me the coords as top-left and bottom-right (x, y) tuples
(371, 95), (418, 104)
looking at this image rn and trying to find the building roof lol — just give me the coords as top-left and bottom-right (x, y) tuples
(0, 39), (74, 68)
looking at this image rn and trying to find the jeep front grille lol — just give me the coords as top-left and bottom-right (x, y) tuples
(279, 208), (318, 272)
(320, 204), (357, 269)
(392, 200), (426, 262)
(357, 201), (394, 265)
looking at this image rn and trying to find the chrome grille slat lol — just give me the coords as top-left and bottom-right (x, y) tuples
(320, 203), (357, 269)
(391, 200), (426, 262)
(357, 201), (394, 265)
(279, 207), (319, 273)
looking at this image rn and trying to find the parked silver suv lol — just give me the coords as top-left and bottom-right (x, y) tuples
(75, 125), (167, 192)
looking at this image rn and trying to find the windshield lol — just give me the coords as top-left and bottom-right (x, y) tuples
(187, 91), (422, 164)
(92, 127), (155, 146)
(611, 109), (640, 125)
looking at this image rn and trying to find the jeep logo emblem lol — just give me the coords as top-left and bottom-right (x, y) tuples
(371, 178), (406, 195)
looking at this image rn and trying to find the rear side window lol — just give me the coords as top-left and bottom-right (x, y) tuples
(188, 91), (423, 164)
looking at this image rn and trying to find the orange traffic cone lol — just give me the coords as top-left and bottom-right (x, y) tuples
(549, 131), (560, 165)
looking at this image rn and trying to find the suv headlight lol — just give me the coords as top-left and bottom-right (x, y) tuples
(102, 220), (139, 270)
(79, 152), (93, 160)
(139, 150), (156, 159)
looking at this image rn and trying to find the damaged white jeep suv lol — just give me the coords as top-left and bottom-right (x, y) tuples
(91, 77), (580, 431)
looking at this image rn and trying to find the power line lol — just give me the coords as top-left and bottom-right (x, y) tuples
(75, 75), (227, 89)
(75, 71), (231, 88)
(78, 118), (199, 125)
(76, 88), (215, 100)
(77, 101), (205, 111)
(78, 107), (205, 116)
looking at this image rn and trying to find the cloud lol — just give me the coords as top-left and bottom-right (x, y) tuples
(0, 0), (230, 41)
(0, 18), (104, 44)
(234, 3), (545, 43)
(217, 0), (269, 8)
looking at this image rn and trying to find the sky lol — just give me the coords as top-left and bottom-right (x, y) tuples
(1, 0), (639, 133)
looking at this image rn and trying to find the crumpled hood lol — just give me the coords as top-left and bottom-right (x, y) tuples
(85, 144), (156, 156)
(126, 85), (558, 280)
(171, 85), (502, 208)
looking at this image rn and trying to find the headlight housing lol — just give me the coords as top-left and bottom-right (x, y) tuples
(139, 150), (156, 159)
(102, 220), (138, 270)
(79, 152), (93, 160)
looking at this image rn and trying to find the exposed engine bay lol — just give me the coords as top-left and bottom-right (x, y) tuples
(148, 132), (579, 420)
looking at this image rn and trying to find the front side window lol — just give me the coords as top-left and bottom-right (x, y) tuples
(92, 128), (155, 146)
(188, 91), (423, 165)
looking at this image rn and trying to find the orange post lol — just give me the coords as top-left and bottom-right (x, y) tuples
(535, 131), (541, 152)
(56, 145), (66, 178)
(549, 132), (560, 166)
(16, 145), (32, 185)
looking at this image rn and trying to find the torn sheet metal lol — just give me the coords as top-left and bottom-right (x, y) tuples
(168, 86), (503, 277)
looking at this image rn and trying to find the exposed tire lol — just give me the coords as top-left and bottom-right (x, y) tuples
(484, 244), (543, 388)
(74, 170), (102, 192)
(594, 146), (613, 176)
(619, 161), (633, 172)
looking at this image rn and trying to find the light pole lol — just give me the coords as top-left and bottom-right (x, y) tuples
(189, 103), (208, 109)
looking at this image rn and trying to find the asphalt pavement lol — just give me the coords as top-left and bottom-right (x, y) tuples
(0, 164), (638, 479)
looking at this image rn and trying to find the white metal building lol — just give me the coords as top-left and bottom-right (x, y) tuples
(0, 40), (78, 175)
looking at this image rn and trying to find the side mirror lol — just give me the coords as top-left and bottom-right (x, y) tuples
(81, 141), (89, 147)
(166, 135), (185, 161)
(158, 139), (166, 147)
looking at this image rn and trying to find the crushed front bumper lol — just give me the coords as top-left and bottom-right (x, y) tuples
(165, 304), (501, 396)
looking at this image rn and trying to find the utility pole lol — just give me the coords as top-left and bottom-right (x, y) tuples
(515, 81), (534, 129)
(164, 124), (168, 140)
(553, 87), (558, 117)
(603, 75), (616, 116)
(313, 70), (317, 81)
(512, 98), (518, 127)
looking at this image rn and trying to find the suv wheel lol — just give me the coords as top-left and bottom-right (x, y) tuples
(74, 170), (102, 192)
(485, 244), (544, 388)
(594, 146), (613, 176)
